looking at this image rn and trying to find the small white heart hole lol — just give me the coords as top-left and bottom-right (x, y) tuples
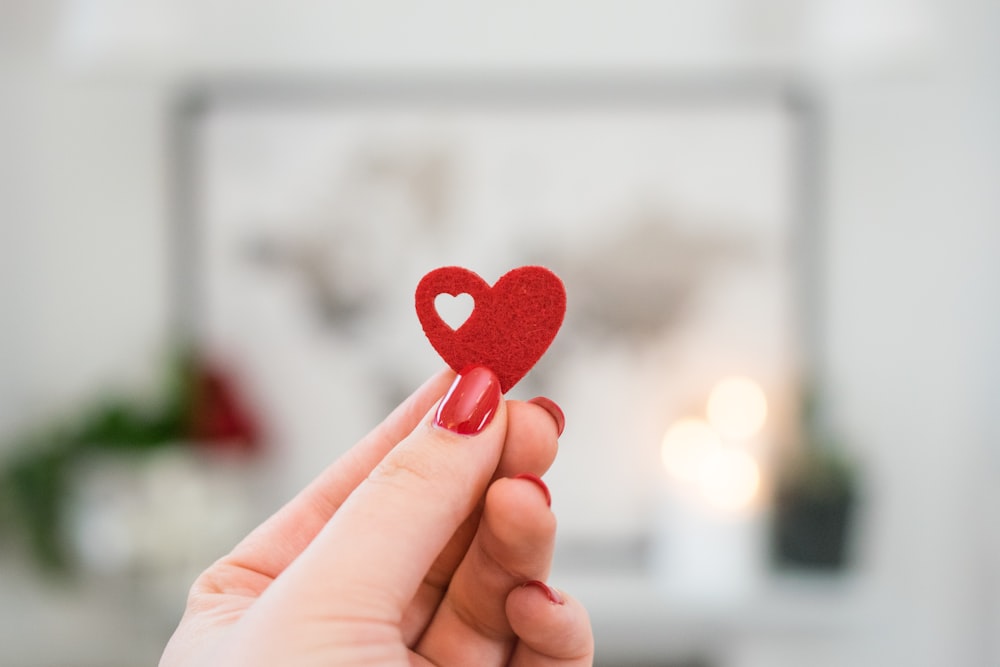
(435, 293), (475, 331)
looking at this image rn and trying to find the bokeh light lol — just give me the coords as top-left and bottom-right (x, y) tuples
(660, 417), (721, 482)
(695, 446), (761, 510)
(706, 376), (767, 440)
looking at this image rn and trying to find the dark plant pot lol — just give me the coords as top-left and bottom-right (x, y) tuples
(770, 488), (854, 570)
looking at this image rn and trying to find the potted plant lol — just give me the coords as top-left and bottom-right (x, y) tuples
(0, 350), (262, 575)
(770, 390), (859, 571)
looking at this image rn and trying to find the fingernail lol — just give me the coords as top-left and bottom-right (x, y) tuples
(513, 472), (551, 507)
(434, 365), (502, 435)
(521, 580), (564, 605)
(528, 396), (565, 436)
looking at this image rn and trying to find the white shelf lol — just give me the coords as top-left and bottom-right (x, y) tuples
(554, 567), (879, 665)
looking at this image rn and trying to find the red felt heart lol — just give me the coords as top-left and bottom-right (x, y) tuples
(416, 266), (566, 393)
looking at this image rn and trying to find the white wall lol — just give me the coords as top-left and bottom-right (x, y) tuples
(0, 86), (168, 443)
(823, 5), (1000, 663)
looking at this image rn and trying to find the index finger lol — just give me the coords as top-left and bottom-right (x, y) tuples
(193, 368), (456, 596)
(267, 366), (509, 620)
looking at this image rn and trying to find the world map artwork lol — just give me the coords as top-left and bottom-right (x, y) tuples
(196, 99), (800, 542)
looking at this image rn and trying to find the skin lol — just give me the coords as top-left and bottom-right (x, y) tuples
(160, 368), (594, 666)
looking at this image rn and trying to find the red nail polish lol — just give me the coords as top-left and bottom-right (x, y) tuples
(513, 472), (551, 507)
(434, 366), (502, 435)
(521, 580), (564, 605)
(527, 396), (565, 437)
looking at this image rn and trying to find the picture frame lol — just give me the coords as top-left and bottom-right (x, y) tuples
(169, 74), (824, 555)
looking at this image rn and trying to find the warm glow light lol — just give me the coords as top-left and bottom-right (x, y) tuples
(695, 447), (761, 510)
(706, 376), (768, 440)
(660, 418), (721, 481)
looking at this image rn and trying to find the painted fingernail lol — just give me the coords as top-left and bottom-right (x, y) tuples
(513, 472), (551, 507)
(521, 580), (564, 605)
(434, 365), (502, 435)
(527, 396), (565, 436)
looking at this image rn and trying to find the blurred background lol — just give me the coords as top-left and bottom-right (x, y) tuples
(1, 1), (999, 666)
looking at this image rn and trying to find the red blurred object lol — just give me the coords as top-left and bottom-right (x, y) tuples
(188, 360), (263, 455)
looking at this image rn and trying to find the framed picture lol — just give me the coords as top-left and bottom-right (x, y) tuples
(171, 76), (820, 554)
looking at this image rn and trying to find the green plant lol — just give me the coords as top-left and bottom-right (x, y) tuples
(0, 350), (198, 573)
(778, 433), (856, 501)
(770, 382), (859, 569)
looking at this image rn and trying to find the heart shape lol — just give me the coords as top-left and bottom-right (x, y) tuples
(416, 266), (566, 393)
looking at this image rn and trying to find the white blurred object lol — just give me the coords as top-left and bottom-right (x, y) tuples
(653, 379), (769, 606)
(67, 446), (255, 583)
(652, 482), (767, 606)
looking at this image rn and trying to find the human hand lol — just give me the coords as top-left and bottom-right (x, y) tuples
(160, 366), (594, 666)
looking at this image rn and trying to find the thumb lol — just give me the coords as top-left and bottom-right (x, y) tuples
(268, 365), (507, 621)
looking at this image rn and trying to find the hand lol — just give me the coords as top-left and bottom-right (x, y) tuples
(160, 366), (594, 666)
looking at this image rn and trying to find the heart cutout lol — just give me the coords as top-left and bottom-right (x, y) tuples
(416, 266), (566, 393)
(434, 292), (475, 330)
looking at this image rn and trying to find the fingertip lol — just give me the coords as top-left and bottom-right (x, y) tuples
(506, 583), (594, 663)
(485, 476), (556, 541)
(512, 472), (552, 507)
(498, 401), (560, 479)
(527, 396), (565, 437)
(520, 579), (564, 605)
